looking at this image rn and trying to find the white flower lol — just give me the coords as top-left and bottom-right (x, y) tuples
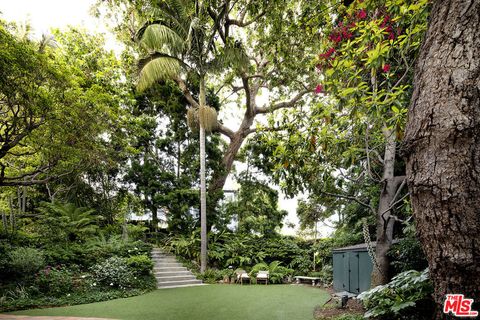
(110, 283), (114, 286)
(93, 283), (97, 286)
(81, 275), (86, 278)
(67, 294), (71, 297)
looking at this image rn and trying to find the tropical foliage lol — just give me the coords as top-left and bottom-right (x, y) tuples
(358, 269), (434, 319)
(0, 0), (458, 318)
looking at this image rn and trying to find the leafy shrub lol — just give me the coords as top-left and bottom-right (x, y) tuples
(319, 264), (333, 285)
(164, 231), (200, 261)
(8, 247), (45, 277)
(37, 202), (101, 242)
(127, 255), (153, 276)
(0, 288), (153, 312)
(126, 224), (148, 241)
(251, 261), (294, 284)
(195, 268), (224, 284)
(90, 256), (135, 289)
(42, 244), (102, 269)
(388, 237), (428, 274)
(35, 266), (73, 297)
(117, 240), (152, 257)
(0, 241), (13, 281)
(358, 268), (434, 319)
(307, 264), (333, 285)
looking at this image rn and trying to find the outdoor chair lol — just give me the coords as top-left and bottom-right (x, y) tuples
(256, 270), (269, 285)
(235, 269), (251, 285)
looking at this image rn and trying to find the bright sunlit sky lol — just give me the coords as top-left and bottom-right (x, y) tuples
(0, 0), (335, 237)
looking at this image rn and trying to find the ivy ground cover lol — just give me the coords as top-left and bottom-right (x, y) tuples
(8, 285), (329, 320)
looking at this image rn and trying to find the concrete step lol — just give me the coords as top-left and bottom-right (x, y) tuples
(151, 255), (171, 259)
(151, 257), (178, 262)
(152, 259), (179, 264)
(156, 275), (198, 282)
(157, 279), (203, 287)
(152, 248), (202, 289)
(154, 267), (188, 272)
(158, 283), (206, 289)
(154, 271), (192, 277)
(155, 263), (184, 268)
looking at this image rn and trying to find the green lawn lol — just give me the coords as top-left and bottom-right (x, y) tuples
(9, 285), (329, 320)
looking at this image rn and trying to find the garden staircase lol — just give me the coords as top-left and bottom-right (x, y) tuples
(152, 248), (204, 289)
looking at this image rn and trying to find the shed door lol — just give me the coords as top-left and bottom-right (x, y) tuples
(358, 251), (373, 293)
(333, 252), (347, 292)
(348, 252), (360, 294)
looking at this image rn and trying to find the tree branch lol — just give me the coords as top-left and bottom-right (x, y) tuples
(174, 77), (200, 108)
(215, 123), (235, 140)
(227, 10), (266, 27)
(2, 164), (51, 181)
(320, 191), (376, 215)
(0, 170), (74, 187)
(241, 75), (255, 116)
(255, 90), (311, 114)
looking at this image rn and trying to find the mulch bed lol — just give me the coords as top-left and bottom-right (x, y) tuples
(314, 288), (365, 320)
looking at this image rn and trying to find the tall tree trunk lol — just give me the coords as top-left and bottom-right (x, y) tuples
(151, 205), (159, 232)
(177, 140), (181, 179)
(404, 0), (480, 314)
(199, 77), (208, 274)
(371, 128), (404, 286)
(209, 111), (255, 194)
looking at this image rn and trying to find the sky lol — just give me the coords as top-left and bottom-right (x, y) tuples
(0, 0), (335, 237)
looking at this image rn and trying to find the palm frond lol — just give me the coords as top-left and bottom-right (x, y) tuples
(139, 24), (185, 54)
(207, 42), (250, 73)
(166, 0), (188, 20)
(137, 55), (180, 92)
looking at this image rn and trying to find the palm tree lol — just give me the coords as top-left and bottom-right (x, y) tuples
(136, 0), (217, 273)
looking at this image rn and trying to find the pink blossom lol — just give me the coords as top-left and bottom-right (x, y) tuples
(382, 64), (391, 73)
(379, 15), (391, 28)
(357, 9), (367, 20)
(315, 84), (323, 94)
(329, 32), (342, 43)
(319, 47), (336, 60)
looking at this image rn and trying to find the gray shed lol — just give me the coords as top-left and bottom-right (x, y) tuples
(332, 242), (375, 295)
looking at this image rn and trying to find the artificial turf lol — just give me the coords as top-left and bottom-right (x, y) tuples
(9, 285), (329, 320)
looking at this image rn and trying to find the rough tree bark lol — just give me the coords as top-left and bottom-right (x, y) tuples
(404, 0), (480, 314)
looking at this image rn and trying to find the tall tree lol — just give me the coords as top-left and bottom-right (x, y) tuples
(125, 80), (223, 232)
(0, 22), (124, 190)
(0, 21), (64, 186)
(223, 172), (287, 237)
(404, 0), (480, 314)
(97, 0), (323, 203)
(134, 0), (225, 272)
(249, 0), (429, 285)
